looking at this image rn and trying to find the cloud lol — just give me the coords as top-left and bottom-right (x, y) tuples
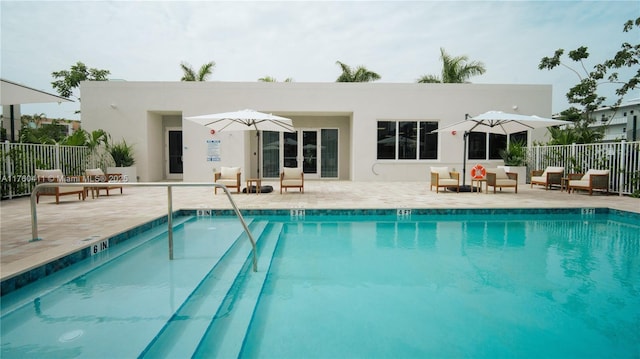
(2, 0), (637, 120)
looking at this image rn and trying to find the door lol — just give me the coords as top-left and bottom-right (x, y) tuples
(166, 128), (183, 180)
(302, 130), (319, 178)
(263, 129), (338, 179)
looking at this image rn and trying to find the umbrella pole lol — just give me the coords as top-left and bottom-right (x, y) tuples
(462, 131), (468, 187)
(257, 131), (261, 180)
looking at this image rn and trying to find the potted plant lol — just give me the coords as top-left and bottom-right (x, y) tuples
(498, 140), (527, 184)
(107, 139), (137, 182)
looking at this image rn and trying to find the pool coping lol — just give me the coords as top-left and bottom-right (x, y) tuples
(1, 207), (638, 297)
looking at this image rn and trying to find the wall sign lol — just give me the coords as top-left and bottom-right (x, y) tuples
(207, 139), (221, 162)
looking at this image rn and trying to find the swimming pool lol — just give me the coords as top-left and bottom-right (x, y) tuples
(1, 209), (639, 358)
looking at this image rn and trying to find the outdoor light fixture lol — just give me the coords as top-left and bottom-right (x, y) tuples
(110, 104), (117, 109)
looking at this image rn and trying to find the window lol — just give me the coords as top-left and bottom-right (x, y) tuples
(420, 122), (438, 160)
(398, 122), (417, 159)
(489, 134), (507, 160)
(468, 132), (486, 160)
(377, 122), (396, 159)
(468, 131), (527, 160)
(377, 121), (438, 160)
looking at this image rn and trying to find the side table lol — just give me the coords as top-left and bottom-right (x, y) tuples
(246, 178), (262, 194)
(472, 178), (486, 194)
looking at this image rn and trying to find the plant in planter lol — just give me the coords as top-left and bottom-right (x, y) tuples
(108, 139), (135, 167)
(499, 140), (527, 166)
(499, 140), (527, 184)
(107, 139), (137, 182)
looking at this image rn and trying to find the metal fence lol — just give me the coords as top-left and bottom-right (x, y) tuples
(1, 142), (92, 199)
(526, 141), (640, 196)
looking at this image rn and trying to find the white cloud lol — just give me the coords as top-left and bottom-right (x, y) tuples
(2, 0), (637, 120)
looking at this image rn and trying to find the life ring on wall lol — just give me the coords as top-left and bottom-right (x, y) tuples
(471, 164), (486, 179)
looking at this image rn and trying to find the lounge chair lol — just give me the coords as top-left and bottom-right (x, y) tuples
(280, 167), (304, 194)
(214, 166), (241, 194)
(567, 169), (610, 195)
(486, 168), (518, 193)
(85, 168), (124, 198)
(430, 166), (460, 193)
(530, 166), (564, 190)
(35, 169), (85, 204)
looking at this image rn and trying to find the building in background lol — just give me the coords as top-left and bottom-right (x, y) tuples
(589, 99), (640, 142)
(80, 81), (552, 183)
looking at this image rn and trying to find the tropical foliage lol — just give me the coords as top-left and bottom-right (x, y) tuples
(18, 115), (67, 144)
(258, 76), (293, 82)
(538, 17), (638, 144)
(335, 61), (381, 82)
(107, 138), (135, 167)
(180, 61), (216, 81)
(417, 48), (486, 83)
(51, 61), (110, 99)
(499, 140), (528, 166)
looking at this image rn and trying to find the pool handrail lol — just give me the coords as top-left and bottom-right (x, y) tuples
(29, 182), (258, 272)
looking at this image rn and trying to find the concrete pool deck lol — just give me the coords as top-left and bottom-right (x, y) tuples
(1, 181), (639, 282)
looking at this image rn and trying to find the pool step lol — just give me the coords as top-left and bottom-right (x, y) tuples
(192, 222), (283, 358)
(139, 220), (270, 358)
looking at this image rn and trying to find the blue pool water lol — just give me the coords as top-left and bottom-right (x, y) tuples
(1, 210), (639, 358)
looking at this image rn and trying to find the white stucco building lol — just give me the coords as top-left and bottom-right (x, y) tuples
(80, 81), (551, 183)
(589, 99), (640, 142)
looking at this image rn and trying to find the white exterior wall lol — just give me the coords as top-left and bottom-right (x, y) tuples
(81, 81), (551, 183)
(590, 101), (640, 142)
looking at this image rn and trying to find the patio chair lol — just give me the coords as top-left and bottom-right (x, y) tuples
(35, 169), (85, 204)
(430, 166), (460, 193)
(567, 169), (610, 195)
(214, 166), (241, 194)
(85, 168), (124, 198)
(280, 167), (304, 194)
(486, 168), (518, 194)
(530, 166), (564, 190)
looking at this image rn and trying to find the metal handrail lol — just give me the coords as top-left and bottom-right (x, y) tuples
(29, 182), (258, 272)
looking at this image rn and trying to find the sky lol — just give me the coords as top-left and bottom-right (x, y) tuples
(1, 0), (638, 121)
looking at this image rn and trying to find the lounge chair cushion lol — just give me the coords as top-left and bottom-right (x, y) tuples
(581, 169), (609, 181)
(35, 169), (84, 195)
(282, 167), (301, 179)
(494, 179), (517, 186)
(85, 168), (104, 177)
(488, 167), (509, 179)
(437, 178), (459, 186)
(431, 166), (450, 179)
(220, 166), (240, 179)
(282, 167), (303, 186)
(542, 166), (564, 176)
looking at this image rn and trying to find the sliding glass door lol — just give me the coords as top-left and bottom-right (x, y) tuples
(262, 128), (338, 179)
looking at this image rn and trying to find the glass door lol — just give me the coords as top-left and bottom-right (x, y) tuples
(166, 128), (183, 180)
(262, 129), (338, 179)
(302, 130), (318, 177)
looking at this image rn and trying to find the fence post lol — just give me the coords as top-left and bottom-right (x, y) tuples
(55, 143), (61, 170)
(619, 140), (626, 197)
(3, 141), (13, 199)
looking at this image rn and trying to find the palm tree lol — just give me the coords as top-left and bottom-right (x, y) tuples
(335, 61), (381, 82)
(258, 76), (293, 82)
(180, 61), (216, 81)
(417, 48), (486, 83)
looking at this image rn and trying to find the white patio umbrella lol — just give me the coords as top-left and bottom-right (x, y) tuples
(185, 109), (295, 179)
(433, 110), (572, 191)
